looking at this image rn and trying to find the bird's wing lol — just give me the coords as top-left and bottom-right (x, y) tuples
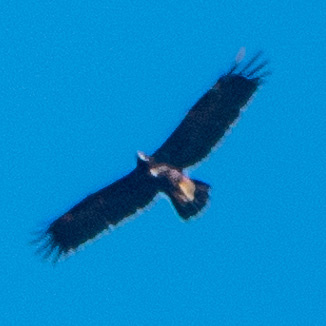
(34, 166), (158, 261)
(153, 52), (269, 168)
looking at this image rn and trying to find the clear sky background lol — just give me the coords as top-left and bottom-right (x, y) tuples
(1, 1), (325, 325)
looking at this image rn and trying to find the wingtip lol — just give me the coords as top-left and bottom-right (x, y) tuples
(228, 49), (270, 83)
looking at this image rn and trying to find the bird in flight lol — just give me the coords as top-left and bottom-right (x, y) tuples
(33, 49), (269, 262)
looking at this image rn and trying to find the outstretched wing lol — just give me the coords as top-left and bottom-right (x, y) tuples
(34, 166), (158, 262)
(153, 51), (269, 168)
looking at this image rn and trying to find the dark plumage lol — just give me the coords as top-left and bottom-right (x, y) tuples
(34, 50), (269, 262)
(154, 51), (268, 167)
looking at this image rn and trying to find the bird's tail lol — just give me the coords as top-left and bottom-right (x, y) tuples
(167, 177), (210, 220)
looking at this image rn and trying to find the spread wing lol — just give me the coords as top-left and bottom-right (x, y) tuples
(34, 166), (158, 262)
(153, 51), (269, 168)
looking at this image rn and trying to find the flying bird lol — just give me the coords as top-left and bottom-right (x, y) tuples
(34, 49), (269, 262)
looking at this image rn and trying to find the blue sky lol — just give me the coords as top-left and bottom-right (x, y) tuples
(1, 1), (325, 325)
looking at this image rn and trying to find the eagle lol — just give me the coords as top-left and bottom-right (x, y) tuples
(34, 49), (269, 262)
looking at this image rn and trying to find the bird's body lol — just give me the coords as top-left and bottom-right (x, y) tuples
(34, 50), (269, 262)
(138, 152), (211, 220)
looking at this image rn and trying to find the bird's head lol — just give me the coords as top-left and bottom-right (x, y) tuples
(136, 151), (171, 179)
(137, 151), (150, 162)
(136, 151), (155, 169)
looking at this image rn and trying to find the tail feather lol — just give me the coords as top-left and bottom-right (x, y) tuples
(168, 179), (210, 220)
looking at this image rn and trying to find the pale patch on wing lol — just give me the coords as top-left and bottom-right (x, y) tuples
(150, 165), (169, 177)
(149, 168), (159, 177)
